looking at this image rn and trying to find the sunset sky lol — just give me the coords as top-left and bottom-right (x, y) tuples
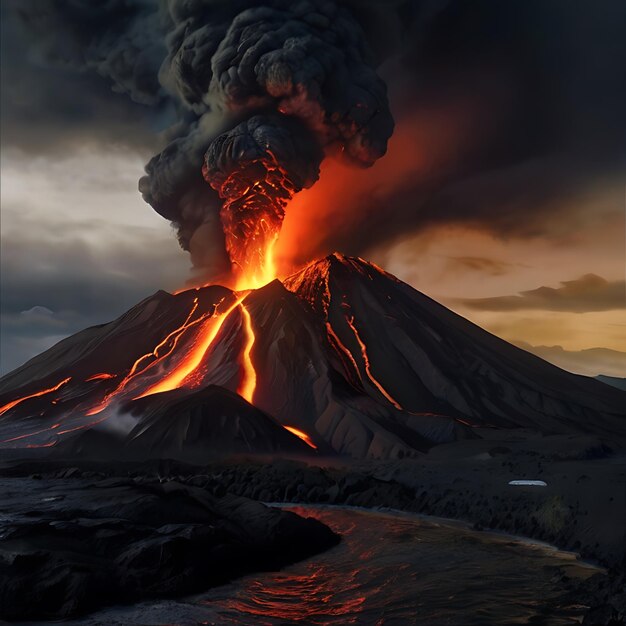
(1, 0), (624, 377)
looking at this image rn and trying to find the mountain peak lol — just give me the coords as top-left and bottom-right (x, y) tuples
(283, 252), (399, 313)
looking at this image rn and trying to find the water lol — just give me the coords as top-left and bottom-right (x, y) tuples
(61, 506), (597, 626)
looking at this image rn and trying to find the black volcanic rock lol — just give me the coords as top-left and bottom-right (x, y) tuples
(128, 385), (316, 460)
(0, 253), (624, 458)
(0, 477), (339, 621)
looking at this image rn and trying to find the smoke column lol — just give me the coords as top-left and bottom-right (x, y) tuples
(141, 0), (395, 284)
(13, 0), (397, 283)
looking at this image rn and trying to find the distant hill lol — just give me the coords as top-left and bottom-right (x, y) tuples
(596, 375), (626, 391)
(513, 342), (626, 378)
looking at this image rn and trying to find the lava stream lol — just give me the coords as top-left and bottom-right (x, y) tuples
(0, 422), (61, 444)
(237, 303), (257, 403)
(85, 373), (116, 382)
(284, 426), (318, 449)
(345, 315), (403, 411)
(86, 297), (210, 414)
(325, 321), (363, 388)
(135, 296), (246, 399)
(0, 377), (72, 417)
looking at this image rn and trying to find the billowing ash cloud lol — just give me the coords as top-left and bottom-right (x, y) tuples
(9, 0), (398, 280)
(139, 0), (395, 279)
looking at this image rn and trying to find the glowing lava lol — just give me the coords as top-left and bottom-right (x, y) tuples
(0, 377), (72, 417)
(135, 296), (245, 399)
(204, 152), (294, 290)
(85, 373), (116, 382)
(284, 426), (317, 449)
(86, 297), (211, 415)
(237, 303), (257, 403)
(345, 315), (403, 411)
(234, 233), (278, 291)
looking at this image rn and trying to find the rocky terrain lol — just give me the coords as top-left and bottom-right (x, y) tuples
(1, 254), (624, 623)
(0, 474), (339, 621)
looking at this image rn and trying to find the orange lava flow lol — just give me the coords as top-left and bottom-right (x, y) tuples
(0, 422), (61, 444)
(85, 373), (116, 382)
(284, 425), (318, 449)
(0, 377), (72, 417)
(125, 297), (206, 382)
(345, 315), (403, 411)
(206, 153), (294, 289)
(135, 296), (244, 399)
(237, 303), (257, 403)
(85, 298), (209, 414)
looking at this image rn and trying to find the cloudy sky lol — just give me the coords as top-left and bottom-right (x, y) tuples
(1, 0), (624, 377)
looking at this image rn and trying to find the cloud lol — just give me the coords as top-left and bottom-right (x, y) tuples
(3, 0), (625, 275)
(0, 1), (169, 154)
(0, 227), (187, 375)
(444, 256), (520, 276)
(459, 274), (626, 313)
(0, 148), (190, 375)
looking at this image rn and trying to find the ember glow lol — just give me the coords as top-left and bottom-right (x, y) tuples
(85, 373), (116, 382)
(135, 296), (245, 399)
(234, 233), (279, 291)
(345, 315), (404, 411)
(85, 296), (212, 414)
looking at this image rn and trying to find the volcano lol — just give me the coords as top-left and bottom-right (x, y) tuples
(1, 253), (624, 460)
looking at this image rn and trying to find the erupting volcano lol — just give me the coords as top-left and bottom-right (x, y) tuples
(1, 254), (624, 460)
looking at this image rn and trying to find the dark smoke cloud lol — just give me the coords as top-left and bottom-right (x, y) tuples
(140, 0), (397, 275)
(3, 0), (624, 272)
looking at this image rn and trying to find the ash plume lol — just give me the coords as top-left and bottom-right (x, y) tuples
(9, 0), (403, 280)
(13, 0), (397, 281)
(202, 115), (323, 276)
(144, 0), (395, 280)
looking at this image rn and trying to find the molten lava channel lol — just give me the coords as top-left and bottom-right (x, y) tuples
(0, 377), (72, 417)
(345, 315), (404, 411)
(237, 303), (257, 403)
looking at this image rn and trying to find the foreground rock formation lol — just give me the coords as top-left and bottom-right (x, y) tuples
(0, 476), (339, 621)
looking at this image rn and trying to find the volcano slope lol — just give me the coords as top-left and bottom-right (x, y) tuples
(0, 253), (624, 459)
(2, 254), (625, 624)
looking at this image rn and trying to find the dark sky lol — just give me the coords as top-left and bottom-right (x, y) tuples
(1, 0), (625, 376)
